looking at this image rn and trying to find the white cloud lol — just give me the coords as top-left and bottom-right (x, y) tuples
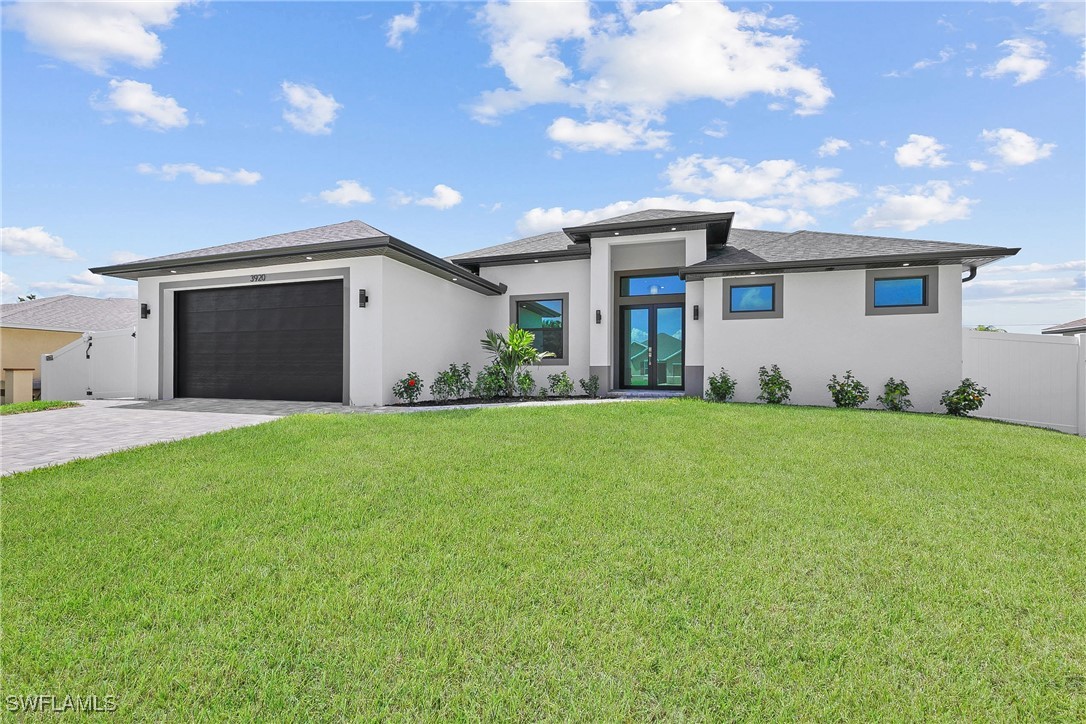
(473, 1), (830, 146)
(517, 196), (814, 236)
(854, 181), (975, 232)
(314, 180), (374, 207)
(0, 271), (17, 298)
(816, 137), (850, 157)
(980, 127), (1056, 166)
(962, 275), (1084, 302)
(1036, 3), (1085, 37)
(665, 155), (859, 209)
(3, 1), (186, 74)
(986, 259), (1085, 274)
(110, 250), (145, 264)
(137, 163), (262, 185)
(387, 3), (421, 50)
(702, 119), (728, 139)
(888, 47), (955, 76)
(546, 116), (670, 152)
(983, 38), (1049, 85)
(416, 184), (464, 210)
(96, 79), (188, 131)
(31, 270), (136, 298)
(968, 160), (988, 172)
(1, 226), (79, 260)
(894, 134), (951, 168)
(280, 81), (341, 135)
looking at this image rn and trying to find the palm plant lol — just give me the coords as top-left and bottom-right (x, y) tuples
(480, 324), (554, 396)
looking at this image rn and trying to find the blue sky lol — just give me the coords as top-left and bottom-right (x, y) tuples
(2, 1), (1083, 332)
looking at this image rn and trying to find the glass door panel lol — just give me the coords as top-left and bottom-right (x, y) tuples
(620, 304), (684, 390)
(621, 307), (650, 388)
(655, 305), (684, 388)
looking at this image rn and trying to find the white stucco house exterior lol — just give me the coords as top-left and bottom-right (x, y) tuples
(91, 210), (1019, 410)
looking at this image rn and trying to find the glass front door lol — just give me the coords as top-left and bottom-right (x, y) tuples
(620, 304), (684, 389)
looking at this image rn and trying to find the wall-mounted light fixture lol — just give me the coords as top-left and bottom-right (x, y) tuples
(358, 289), (369, 308)
(693, 304), (700, 321)
(595, 309), (602, 324)
(140, 303), (151, 319)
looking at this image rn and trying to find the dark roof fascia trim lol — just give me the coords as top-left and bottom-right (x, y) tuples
(90, 236), (506, 296)
(681, 246), (1021, 280)
(563, 213), (735, 243)
(450, 248), (591, 267)
(1041, 325), (1086, 335)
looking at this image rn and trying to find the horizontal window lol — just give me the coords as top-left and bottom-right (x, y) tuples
(513, 296), (566, 361)
(729, 284), (775, 313)
(873, 276), (926, 308)
(620, 274), (685, 296)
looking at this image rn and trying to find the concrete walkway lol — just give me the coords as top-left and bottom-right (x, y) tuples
(1, 400), (279, 475)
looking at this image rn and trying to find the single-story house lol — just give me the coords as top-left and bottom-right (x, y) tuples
(1041, 318), (1086, 336)
(0, 294), (137, 401)
(90, 210), (1019, 409)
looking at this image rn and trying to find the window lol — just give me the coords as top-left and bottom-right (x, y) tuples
(730, 284), (775, 313)
(620, 274), (685, 296)
(511, 294), (567, 362)
(866, 268), (938, 316)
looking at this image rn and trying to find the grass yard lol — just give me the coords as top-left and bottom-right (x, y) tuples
(0, 400), (79, 415)
(3, 399), (1083, 719)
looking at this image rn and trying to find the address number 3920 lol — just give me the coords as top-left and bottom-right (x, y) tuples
(250, 274), (266, 282)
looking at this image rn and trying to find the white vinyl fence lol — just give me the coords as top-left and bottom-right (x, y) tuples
(41, 327), (137, 401)
(962, 329), (1086, 436)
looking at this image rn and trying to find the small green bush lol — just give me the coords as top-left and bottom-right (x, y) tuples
(431, 363), (472, 402)
(705, 368), (737, 402)
(515, 370), (537, 398)
(475, 364), (507, 400)
(579, 375), (600, 399)
(877, 378), (913, 412)
(757, 365), (791, 404)
(827, 370), (869, 408)
(392, 372), (424, 404)
(940, 378), (990, 417)
(547, 372), (575, 398)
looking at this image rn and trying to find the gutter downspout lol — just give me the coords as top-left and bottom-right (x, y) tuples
(962, 265), (978, 283)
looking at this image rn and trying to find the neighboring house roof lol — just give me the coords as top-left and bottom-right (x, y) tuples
(0, 295), (137, 333)
(1041, 317), (1086, 335)
(91, 221), (506, 296)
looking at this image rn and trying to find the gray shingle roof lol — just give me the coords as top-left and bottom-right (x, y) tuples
(449, 231), (572, 261)
(573, 209), (720, 227)
(0, 295), (137, 332)
(1041, 317), (1086, 334)
(131, 220), (387, 265)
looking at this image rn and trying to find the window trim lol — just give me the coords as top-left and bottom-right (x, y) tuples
(722, 275), (784, 320)
(866, 267), (939, 316)
(509, 292), (569, 365)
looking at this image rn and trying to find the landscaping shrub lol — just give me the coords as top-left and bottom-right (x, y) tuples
(877, 377), (913, 412)
(579, 375), (600, 399)
(392, 372), (423, 404)
(474, 364), (506, 400)
(515, 370), (536, 398)
(940, 378), (990, 417)
(431, 363), (472, 402)
(481, 325), (554, 396)
(705, 368), (737, 402)
(757, 365), (792, 404)
(827, 370), (870, 409)
(547, 372), (575, 398)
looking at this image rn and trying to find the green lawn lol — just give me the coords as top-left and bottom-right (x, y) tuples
(3, 400), (1083, 719)
(0, 400), (79, 415)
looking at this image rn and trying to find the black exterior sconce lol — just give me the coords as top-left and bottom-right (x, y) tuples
(140, 303), (151, 319)
(595, 309), (602, 324)
(693, 304), (700, 321)
(358, 289), (369, 308)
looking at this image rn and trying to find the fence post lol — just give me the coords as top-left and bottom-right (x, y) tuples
(1077, 334), (1086, 437)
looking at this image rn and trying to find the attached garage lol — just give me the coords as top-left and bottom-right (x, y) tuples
(174, 280), (344, 402)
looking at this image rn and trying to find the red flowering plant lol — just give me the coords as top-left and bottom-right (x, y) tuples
(392, 372), (424, 404)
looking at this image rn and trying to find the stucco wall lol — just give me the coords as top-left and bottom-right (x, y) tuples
(0, 328), (82, 381)
(701, 265), (963, 411)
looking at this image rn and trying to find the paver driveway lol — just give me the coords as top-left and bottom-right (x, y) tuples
(1, 400), (281, 475)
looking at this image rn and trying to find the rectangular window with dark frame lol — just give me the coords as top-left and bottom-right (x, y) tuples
(873, 276), (926, 308)
(729, 283), (775, 313)
(620, 274), (685, 296)
(516, 298), (564, 359)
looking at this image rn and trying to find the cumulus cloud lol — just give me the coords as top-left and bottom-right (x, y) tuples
(3, 0), (186, 74)
(546, 116), (670, 152)
(665, 155), (859, 209)
(280, 81), (341, 135)
(962, 275), (1085, 303)
(314, 180), (374, 206)
(1, 226), (79, 260)
(31, 270), (136, 298)
(702, 120), (728, 138)
(0, 271), (17, 298)
(986, 259), (1085, 274)
(894, 134), (951, 168)
(854, 181), (975, 232)
(980, 128), (1056, 166)
(137, 163), (262, 185)
(387, 3), (421, 49)
(1035, 2), (1085, 37)
(95, 79), (188, 131)
(473, 1), (830, 147)
(983, 38), (1049, 85)
(416, 184), (463, 210)
(816, 137), (850, 157)
(968, 160), (988, 172)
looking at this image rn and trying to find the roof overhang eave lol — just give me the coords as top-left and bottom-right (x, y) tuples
(562, 212), (735, 243)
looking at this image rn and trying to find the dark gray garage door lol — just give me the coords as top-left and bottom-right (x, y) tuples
(175, 280), (344, 402)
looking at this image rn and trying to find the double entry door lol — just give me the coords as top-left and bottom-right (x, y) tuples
(619, 303), (684, 389)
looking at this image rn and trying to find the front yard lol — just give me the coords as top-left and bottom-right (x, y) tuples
(3, 400), (1083, 719)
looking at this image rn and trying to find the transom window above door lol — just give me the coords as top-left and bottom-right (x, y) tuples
(620, 274), (685, 296)
(513, 295), (566, 362)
